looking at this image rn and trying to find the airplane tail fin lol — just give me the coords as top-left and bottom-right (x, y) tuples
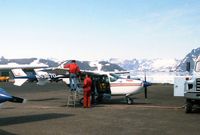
(11, 69), (27, 77)
(11, 69), (28, 86)
(10, 96), (26, 103)
(14, 79), (28, 86)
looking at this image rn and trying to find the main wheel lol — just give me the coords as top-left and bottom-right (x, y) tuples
(96, 95), (103, 103)
(126, 97), (133, 105)
(79, 97), (83, 105)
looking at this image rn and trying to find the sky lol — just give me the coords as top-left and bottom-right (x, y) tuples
(0, 0), (200, 61)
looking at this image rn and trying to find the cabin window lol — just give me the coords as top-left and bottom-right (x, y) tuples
(195, 61), (200, 72)
(110, 77), (117, 82)
(109, 73), (122, 82)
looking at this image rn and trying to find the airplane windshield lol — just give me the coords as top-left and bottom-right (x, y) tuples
(109, 73), (123, 82)
(195, 61), (200, 72)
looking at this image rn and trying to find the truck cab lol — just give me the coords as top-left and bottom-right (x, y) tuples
(184, 58), (200, 113)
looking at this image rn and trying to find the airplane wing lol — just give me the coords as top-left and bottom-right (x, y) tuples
(0, 65), (48, 70)
(38, 67), (69, 74)
(80, 70), (106, 76)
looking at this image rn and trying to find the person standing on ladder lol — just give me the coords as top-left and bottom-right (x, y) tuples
(64, 60), (81, 91)
(83, 74), (92, 108)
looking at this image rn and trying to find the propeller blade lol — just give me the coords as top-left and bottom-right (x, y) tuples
(144, 86), (147, 98)
(144, 71), (147, 98)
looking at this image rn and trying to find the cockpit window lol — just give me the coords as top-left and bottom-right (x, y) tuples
(195, 61), (200, 72)
(109, 73), (122, 82)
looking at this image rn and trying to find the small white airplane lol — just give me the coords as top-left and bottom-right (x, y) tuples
(77, 71), (151, 104)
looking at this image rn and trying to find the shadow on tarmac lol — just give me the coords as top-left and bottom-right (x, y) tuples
(0, 113), (74, 126)
(29, 97), (61, 102)
(0, 129), (18, 135)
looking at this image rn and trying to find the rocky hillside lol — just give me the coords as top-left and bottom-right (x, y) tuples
(0, 57), (125, 72)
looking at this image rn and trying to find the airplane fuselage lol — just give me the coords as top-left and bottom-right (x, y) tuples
(110, 79), (143, 96)
(105, 73), (144, 97)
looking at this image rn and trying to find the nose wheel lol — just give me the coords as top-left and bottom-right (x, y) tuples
(126, 96), (133, 105)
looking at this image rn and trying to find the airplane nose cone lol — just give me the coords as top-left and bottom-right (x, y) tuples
(143, 81), (151, 88)
(143, 81), (151, 99)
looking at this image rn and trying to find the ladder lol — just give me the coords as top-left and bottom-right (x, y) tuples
(67, 90), (80, 108)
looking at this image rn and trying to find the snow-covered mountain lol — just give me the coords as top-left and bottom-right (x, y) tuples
(176, 47), (200, 72)
(109, 47), (200, 73)
(0, 57), (57, 67)
(109, 58), (181, 72)
(0, 57), (125, 72)
(1, 47), (200, 73)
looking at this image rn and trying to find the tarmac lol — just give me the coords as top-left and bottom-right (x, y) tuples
(0, 82), (200, 135)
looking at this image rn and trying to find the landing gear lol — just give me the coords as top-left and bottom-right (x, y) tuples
(185, 99), (193, 113)
(126, 97), (133, 105)
(79, 95), (102, 105)
(79, 97), (83, 105)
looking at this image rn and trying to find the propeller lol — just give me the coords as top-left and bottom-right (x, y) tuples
(144, 72), (147, 98)
(143, 71), (151, 98)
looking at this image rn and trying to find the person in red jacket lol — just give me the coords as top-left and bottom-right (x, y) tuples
(64, 60), (81, 91)
(83, 74), (92, 108)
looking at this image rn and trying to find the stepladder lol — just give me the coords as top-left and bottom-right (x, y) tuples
(67, 90), (80, 108)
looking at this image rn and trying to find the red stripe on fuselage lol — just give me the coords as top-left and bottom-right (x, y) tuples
(111, 83), (142, 87)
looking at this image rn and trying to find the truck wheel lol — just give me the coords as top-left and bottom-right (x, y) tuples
(185, 102), (193, 113)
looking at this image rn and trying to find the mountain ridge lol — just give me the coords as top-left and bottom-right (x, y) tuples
(1, 47), (200, 72)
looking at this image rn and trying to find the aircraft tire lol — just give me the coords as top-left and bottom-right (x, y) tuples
(79, 98), (83, 105)
(96, 95), (103, 103)
(126, 97), (133, 105)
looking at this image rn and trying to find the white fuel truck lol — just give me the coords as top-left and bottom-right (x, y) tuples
(174, 57), (200, 113)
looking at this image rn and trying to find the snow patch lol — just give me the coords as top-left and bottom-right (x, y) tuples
(89, 61), (102, 71)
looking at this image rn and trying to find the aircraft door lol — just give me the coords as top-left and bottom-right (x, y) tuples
(94, 75), (111, 102)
